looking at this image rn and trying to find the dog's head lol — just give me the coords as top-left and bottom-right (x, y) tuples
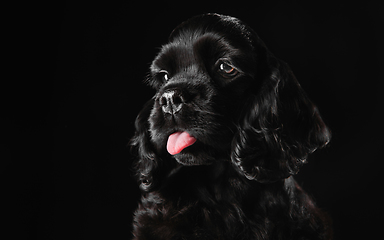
(131, 14), (331, 190)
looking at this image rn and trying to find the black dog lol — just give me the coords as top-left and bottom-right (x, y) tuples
(131, 13), (332, 239)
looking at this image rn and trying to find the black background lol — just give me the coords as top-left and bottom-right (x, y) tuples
(4, 1), (383, 239)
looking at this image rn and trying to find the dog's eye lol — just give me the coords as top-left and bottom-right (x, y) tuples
(218, 62), (238, 77)
(158, 70), (169, 82)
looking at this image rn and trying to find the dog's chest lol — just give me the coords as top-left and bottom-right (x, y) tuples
(134, 193), (247, 239)
(133, 175), (253, 239)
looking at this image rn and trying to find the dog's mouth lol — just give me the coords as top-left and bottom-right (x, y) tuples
(166, 131), (197, 155)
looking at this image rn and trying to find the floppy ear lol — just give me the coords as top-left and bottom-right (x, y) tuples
(231, 55), (331, 183)
(130, 99), (161, 191)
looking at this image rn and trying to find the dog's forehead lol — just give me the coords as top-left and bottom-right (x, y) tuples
(150, 14), (263, 74)
(151, 31), (244, 73)
(169, 13), (254, 45)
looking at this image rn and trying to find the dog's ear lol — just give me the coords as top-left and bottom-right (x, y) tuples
(231, 55), (331, 183)
(130, 99), (161, 191)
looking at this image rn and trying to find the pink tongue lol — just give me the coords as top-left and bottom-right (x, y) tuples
(167, 131), (197, 155)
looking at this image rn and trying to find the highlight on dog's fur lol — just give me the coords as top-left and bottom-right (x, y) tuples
(131, 13), (332, 239)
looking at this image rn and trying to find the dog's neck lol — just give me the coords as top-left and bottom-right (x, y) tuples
(159, 160), (256, 203)
(167, 160), (231, 182)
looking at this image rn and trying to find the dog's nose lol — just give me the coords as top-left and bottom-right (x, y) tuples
(160, 90), (184, 114)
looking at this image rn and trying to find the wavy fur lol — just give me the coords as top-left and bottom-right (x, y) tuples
(131, 13), (332, 239)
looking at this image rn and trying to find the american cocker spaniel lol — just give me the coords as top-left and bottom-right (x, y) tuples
(131, 13), (332, 240)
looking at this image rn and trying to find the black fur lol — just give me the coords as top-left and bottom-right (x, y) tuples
(131, 13), (332, 239)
